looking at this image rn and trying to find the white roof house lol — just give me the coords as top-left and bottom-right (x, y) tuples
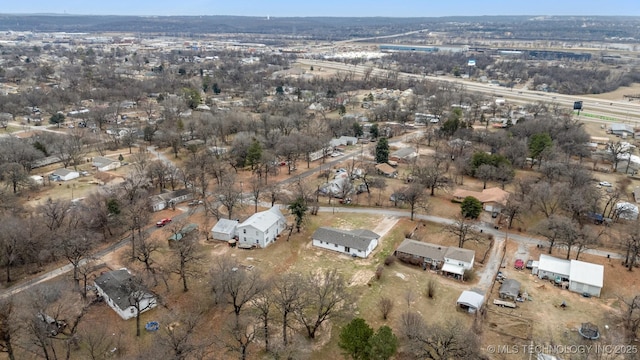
(456, 290), (485, 313)
(330, 136), (358, 147)
(536, 255), (605, 297)
(537, 254), (571, 281)
(237, 207), (286, 248)
(569, 260), (604, 297)
(211, 219), (239, 241)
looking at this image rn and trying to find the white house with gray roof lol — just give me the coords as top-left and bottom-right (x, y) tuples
(92, 156), (121, 171)
(237, 206), (286, 248)
(94, 269), (157, 320)
(312, 227), (380, 258)
(50, 168), (80, 181)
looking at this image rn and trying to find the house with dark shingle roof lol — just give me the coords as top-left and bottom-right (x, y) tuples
(94, 269), (157, 320)
(394, 239), (447, 269)
(389, 147), (417, 163)
(394, 238), (475, 279)
(312, 227), (380, 258)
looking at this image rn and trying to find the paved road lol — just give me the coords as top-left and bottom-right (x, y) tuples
(1, 144), (623, 298)
(0, 206), (192, 299)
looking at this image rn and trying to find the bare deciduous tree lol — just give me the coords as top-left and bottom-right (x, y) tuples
(296, 269), (351, 339)
(170, 233), (203, 293)
(155, 308), (212, 360)
(378, 297), (393, 320)
(211, 258), (264, 322)
(272, 273), (303, 346)
(0, 298), (18, 360)
(444, 216), (480, 249)
(400, 311), (481, 360)
(0, 216), (24, 283)
(250, 282), (273, 353)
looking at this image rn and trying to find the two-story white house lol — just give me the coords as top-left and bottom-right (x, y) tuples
(311, 227), (380, 258)
(441, 247), (475, 280)
(236, 206), (286, 248)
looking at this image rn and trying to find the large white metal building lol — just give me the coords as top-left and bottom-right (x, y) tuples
(569, 260), (604, 297)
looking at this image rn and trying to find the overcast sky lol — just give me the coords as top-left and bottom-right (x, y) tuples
(3, 0), (639, 17)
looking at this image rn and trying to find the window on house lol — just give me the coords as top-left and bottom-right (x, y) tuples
(130, 308), (135, 314)
(243, 229), (246, 234)
(256, 239), (259, 244)
(335, 244), (338, 247)
(256, 231), (259, 236)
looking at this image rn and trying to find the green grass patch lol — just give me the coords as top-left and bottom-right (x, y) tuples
(374, 219), (415, 263)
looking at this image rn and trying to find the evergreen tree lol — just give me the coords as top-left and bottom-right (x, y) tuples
(370, 123), (379, 139)
(461, 196), (483, 219)
(288, 197), (308, 233)
(368, 326), (398, 360)
(49, 113), (65, 128)
(245, 139), (263, 170)
(375, 137), (389, 164)
(338, 318), (373, 360)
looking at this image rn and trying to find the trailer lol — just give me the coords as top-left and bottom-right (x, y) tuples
(493, 299), (517, 308)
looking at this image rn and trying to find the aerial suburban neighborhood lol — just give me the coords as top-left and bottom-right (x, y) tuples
(0, 4), (639, 360)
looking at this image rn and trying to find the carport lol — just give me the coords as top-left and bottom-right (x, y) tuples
(456, 290), (485, 314)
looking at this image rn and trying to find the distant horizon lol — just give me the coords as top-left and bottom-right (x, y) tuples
(3, 13), (640, 19)
(1, 0), (639, 17)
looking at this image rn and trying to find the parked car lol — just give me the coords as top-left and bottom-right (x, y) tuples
(188, 200), (204, 206)
(156, 218), (172, 227)
(599, 181), (612, 187)
(514, 259), (525, 270)
(526, 259), (534, 269)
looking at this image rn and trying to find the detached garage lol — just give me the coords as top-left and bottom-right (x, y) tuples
(211, 219), (239, 241)
(569, 260), (604, 297)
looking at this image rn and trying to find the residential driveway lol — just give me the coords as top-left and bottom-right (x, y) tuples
(476, 236), (504, 293)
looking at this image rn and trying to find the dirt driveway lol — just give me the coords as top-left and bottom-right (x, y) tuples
(477, 236), (505, 293)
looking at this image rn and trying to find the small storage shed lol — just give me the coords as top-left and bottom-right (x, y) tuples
(168, 223), (199, 246)
(499, 278), (521, 300)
